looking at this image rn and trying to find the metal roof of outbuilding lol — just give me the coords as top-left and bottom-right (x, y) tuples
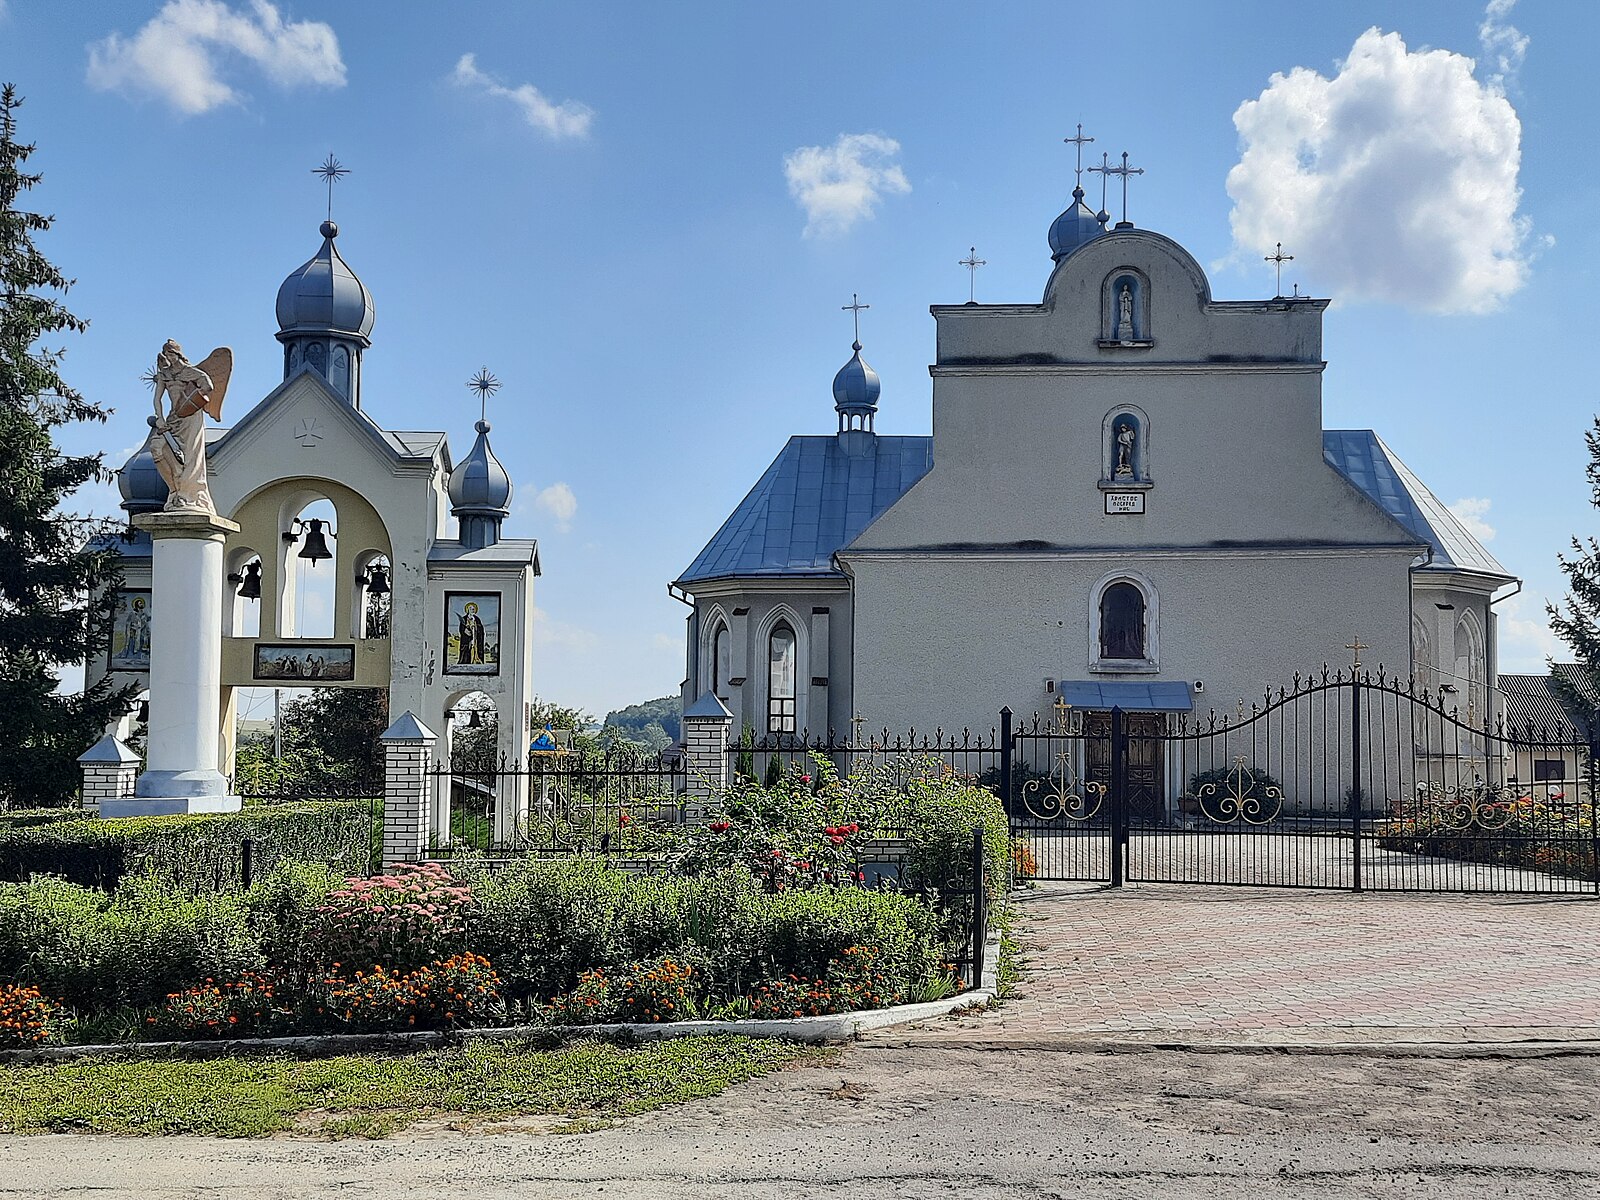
(675, 435), (934, 585)
(1499, 671), (1590, 739)
(1322, 430), (1514, 581)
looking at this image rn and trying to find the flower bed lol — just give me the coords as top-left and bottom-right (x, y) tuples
(1377, 794), (1596, 880)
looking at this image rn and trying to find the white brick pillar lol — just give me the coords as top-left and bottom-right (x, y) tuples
(681, 691), (733, 818)
(77, 736), (140, 815)
(380, 711), (438, 864)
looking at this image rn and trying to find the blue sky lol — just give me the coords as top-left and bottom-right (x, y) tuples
(5, 0), (1594, 715)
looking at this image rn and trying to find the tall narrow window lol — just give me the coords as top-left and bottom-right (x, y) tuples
(767, 624), (797, 734)
(712, 623), (730, 697)
(1099, 583), (1146, 660)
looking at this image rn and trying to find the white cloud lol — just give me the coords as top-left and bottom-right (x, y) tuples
(534, 481), (577, 531)
(1226, 22), (1530, 313)
(784, 132), (910, 237)
(1498, 594), (1563, 673)
(1448, 496), (1496, 542)
(1479, 0), (1528, 93)
(532, 606), (599, 652)
(86, 0), (345, 115)
(450, 53), (593, 140)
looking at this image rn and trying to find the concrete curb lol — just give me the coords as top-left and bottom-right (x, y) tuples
(858, 1034), (1600, 1059)
(0, 934), (1002, 1065)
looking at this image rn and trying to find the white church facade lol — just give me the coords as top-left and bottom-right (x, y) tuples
(674, 168), (1516, 759)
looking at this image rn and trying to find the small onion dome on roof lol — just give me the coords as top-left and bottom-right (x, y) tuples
(275, 221), (375, 343)
(449, 420), (512, 517)
(832, 341), (881, 417)
(1048, 185), (1104, 261)
(116, 439), (168, 516)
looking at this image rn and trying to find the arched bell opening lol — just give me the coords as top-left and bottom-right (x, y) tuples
(442, 690), (501, 850)
(351, 550), (392, 640)
(280, 497), (338, 640)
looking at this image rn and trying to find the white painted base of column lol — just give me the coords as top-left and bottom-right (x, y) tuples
(100, 794), (241, 818)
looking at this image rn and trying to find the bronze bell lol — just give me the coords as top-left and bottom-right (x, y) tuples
(466, 709), (484, 729)
(297, 518), (332, 564)
(364, 563), (391, 595)
(237, 560), (262, 600)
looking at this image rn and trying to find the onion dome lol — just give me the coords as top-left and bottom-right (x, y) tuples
(1048, 185), (1104, 261)
(449, 419), (513, 549)
(116, 440), (168, 517)
(832, 341), (881, 427)
(275, 221), (375, 341)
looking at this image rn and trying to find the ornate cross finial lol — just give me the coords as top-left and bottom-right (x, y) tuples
(842, 293), (870, 346)
(312, 154), (350, 222)
(958, 247), (986, 303)
(1086, 150), (1113, 222)
(467, 367), (500, 423)
(1103, 151), (1145, 226)
(1063, 122), (1094, 188)
(1346, 636), (1370, 671)
(850, 712), (867, 742)
(1265, 242), (1295, 298)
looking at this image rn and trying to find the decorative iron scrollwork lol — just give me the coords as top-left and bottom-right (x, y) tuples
(1019, 708), (1105, 822)
(1194, 756), (1283, 825)
(1412, 781), (1517, 832)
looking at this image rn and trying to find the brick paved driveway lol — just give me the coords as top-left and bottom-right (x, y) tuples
(890, 882), (1600, 1044)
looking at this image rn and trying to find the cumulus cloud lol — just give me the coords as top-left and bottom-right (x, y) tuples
(1226, 16), (1530, 313)
(450, 53), (593, 140)
(86, 0), (344, 115)
(1498, 594), (1563, 673)
(534, 481), (578, 531)
(1479, 0), (1528, 92)
(784, 132), (910, 237)
(1448, 497), (1496, 542)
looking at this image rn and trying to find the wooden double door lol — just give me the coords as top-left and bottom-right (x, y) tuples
(1085, 711), (1165, 822)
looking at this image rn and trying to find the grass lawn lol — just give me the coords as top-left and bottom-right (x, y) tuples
(0, 1035), (818, 1138)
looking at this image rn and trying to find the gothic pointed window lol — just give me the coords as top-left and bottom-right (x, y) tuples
(768, 623), (797, 734)
(711, 623), (730, 697)
(1099, 583), (1146, 660)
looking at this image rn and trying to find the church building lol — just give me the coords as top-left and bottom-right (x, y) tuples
(674, 153), (1516, 749)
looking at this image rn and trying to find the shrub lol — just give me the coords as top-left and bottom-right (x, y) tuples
(310, 863), (471, 973)
(0, 875), (264, 1012)
(746, 945), (901, 1018)
(545, 955), (700, 1025)
(146, 971), (291, 1039)
(311, 953), (503, 1032)
(0, 801), (372, 891)
(0, 983), (59, 1048)
(900, 772), (1010, 905)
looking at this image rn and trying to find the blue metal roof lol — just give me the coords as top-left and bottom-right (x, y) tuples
(1322, 430), (1513, 579)
(1057, 681), (1195, 712)
(676, 435), (933, 584)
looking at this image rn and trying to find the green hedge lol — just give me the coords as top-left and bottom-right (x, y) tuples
(901, 777), (1010, 904)
(0, 802), (373, 891)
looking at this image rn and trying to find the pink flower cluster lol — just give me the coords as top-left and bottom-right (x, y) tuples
(314, 862), (473, 971)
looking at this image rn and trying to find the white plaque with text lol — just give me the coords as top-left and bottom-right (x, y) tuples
(1105, 491), (1146, 514)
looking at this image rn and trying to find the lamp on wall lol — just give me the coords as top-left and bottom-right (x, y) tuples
(283, 518), (333, 564)
(357, 563), (390, 595)
(228, 560), (263, 600)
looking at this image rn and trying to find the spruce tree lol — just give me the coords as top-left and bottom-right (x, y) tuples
(0, 84), (133, 808)
(1548, 416), (1600, 725)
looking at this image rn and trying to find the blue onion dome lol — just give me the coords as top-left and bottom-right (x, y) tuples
(116, 440), (168, 516)
(1048, 185), (1104, 261)
(449, 420), (512, 516)
(275, 220), (375, 343)
(832, 341), (881, 416)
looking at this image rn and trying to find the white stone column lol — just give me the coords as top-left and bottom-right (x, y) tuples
(682, 691), (733, 818)
(381, 711), (437, 864)
(77, 736), (140, 815)
(108, 511), (240, 817)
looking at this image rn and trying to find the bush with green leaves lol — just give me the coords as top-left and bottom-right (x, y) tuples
(310, 863), (472, 973)
(0, 801), (372, 890)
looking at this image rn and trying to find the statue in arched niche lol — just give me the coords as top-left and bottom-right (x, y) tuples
(1116, 282), (1135, 341)
(1114, 417), (1138, 479)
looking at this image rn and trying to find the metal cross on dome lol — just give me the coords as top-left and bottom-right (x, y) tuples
(312, 154), (350, 222)
(842, 294), (870, 345)
(468, 367), (501, 422)
(1105, 152), (1145, 225)
(1062, 122), (1095, 188)
(1087, 150), (1114, 220)
(958, 247), (986, 303)
(1266, 242), (1295, 298)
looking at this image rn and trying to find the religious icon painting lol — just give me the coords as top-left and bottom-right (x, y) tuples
(253, 644), (356, 681)
(444, 592), (501, 676)
(108, 589), (153, 671)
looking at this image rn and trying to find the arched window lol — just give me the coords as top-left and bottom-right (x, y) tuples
(1099, 583), (1146, 660)
(767, 623), (797, 734)
(711, 623), (730, 697)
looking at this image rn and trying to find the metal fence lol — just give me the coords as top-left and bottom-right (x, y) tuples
(727, 727), (1007, 788)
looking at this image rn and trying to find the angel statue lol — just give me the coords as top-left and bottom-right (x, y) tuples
(147, 340), (232, 513)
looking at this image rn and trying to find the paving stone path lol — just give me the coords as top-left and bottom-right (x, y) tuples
(884, 881), (1600, 1044)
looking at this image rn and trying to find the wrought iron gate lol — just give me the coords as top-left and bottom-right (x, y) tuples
(1003, 670), (1599, 895)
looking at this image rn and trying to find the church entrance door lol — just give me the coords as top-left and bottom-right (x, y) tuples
(1085, 711), (1164, 821)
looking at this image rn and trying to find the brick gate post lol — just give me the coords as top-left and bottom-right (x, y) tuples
(681, 692), (733, 820)
(379, 712), (438, 864)
(77, 736), (141, 815)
